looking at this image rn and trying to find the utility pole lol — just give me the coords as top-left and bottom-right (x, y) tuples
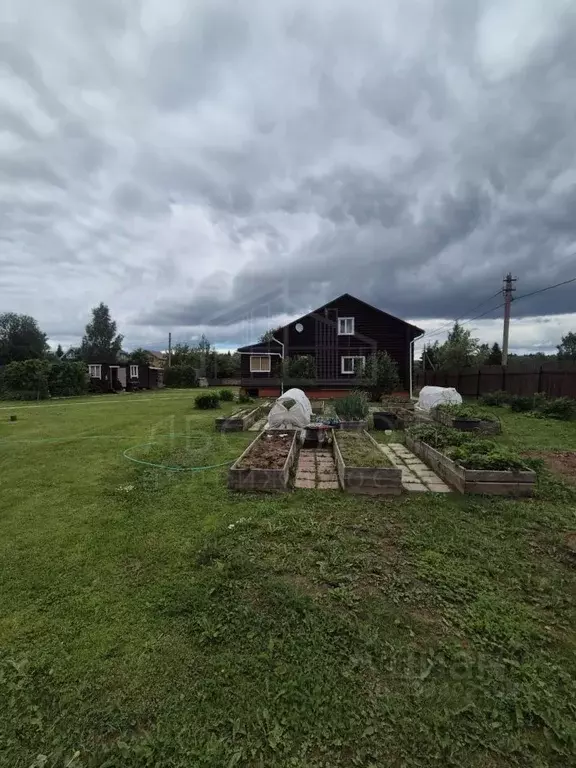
(502, 272), (517, 366)
(168, 332), (172, 367)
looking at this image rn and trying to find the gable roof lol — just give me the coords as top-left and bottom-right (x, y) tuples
(280, 293), (424, 337)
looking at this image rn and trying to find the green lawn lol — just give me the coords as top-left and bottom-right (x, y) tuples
(0, 393), (575, 767)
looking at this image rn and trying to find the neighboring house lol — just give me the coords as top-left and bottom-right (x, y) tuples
(144, 350), (165, 367)
(87, 362), (164, 390)
(237, 293), (424, 398)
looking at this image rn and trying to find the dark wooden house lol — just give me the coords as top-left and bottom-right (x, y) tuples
(237, 293), (424, 398)
(87, 362), (164, 391)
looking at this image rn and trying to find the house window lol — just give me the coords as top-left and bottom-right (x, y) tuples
(130, 365), (139, 378)
(250, 355), (271, 373)
(341, 356), (365, 374)
(88, 364), (102, 379)
(338, 317), (355, 335)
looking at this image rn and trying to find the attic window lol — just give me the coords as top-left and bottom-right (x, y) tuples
(338, 317), (354, 335)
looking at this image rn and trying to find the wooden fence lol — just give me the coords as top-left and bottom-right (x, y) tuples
(415, 363), (576, 399)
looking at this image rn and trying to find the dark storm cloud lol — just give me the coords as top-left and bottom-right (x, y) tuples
(2, 0), (576, 352)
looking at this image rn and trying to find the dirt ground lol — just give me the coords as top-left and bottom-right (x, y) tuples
(525, 450), (576, 485)
(237, 432), (293, 469)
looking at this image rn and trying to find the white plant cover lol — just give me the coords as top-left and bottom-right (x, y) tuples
(267, 388), (313, 429)
(416, 386), (463, 412)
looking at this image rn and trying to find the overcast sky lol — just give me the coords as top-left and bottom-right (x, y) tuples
(2, 0), (576, 355)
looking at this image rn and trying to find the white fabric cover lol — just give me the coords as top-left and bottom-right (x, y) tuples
(267, 388), (313, 429)
(416, 386), (462, 412)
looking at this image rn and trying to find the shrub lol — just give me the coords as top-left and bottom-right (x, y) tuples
(509, 395), (534, 412)
(237, 392), (253, 404)
(479, 390), (511, 406)
(284, 355), (316, 381)
(164, 365), (198, 388)
(48, 362), (88, 397)
(195, 393), (220, 409)
(9, 414), (17, 422)
(218, 389), (234, 401)
(1, 359), (51, 400)
(334, 390), (370, 421)
(537, 396), (576, 421)
(363, 351), (401, 398)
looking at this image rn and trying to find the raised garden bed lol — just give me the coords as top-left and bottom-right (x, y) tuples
(215, 403), (267, 432)
(405, 434), (536, 496)
(333, 430), (402, 495)
(432, 407), (501, 435)
(228, 430), (299, 491)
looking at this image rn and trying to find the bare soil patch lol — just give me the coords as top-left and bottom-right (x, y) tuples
(525, 450), (576, 485)
(237, 432), (293, 469)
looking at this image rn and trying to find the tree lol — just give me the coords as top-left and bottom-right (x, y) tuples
(0, 313), (49, 364)
(56, 344), (64, 359)
(421, 341), (442, 370)
(437, 322), (481, 370)
(80, 303), (123, 362)
(364, 351), (401, 397)
(557, 332), (576, 361)
(486, 342), (502, 365)
(129, 348), (152, 365)
(259, 327), (282, 343)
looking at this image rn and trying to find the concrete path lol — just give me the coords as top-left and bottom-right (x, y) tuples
(378, 442), (451, 493)
(248, 417), (268, 431)
(294, 448), (339, 490)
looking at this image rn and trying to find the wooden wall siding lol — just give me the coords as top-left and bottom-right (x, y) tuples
(240, 295), (418, 388)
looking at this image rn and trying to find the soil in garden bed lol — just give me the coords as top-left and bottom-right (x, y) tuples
(336, 431), (391, 468)
(236, 432), (294, 470)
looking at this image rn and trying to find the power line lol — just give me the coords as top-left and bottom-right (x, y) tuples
(421, 275), (576, 343)
(422, 289), (503, 341)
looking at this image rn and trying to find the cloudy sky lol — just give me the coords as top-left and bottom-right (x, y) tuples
(2, 0), (576, 355)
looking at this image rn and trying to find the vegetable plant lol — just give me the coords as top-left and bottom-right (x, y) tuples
(334, 390), (369, 421)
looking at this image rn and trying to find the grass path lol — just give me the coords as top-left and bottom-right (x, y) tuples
(0, 394), (575, 767)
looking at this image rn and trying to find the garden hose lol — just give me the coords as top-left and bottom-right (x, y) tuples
(0, 433), (238, 473)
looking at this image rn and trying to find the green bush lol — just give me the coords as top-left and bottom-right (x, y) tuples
(284, 355), (316, 380)
(48, 362), (88, 397)
(363, 351), (401, 398)
(237, 392), (253, 404)
(509, 395), (534, 412)
(479, 390), (512, 406)
(537, 396), (576, 421)
(334, 390), (370, 421)
(195, 393), (220, 409)
(218, 389), (234, 401)
(1, 359), (51, 400)
(164, 365), (198, 388)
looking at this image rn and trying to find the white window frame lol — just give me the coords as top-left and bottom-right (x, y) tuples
(88, 364), (102, 379)
(250, 355), (271, 373)
(130, 365), (139, 378)
(341, 356), (365, 375)
(338, 317), (355, 335)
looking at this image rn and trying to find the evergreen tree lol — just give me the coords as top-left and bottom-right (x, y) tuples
(80, 303), (124, 362)
(486, 342), (502, 365)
